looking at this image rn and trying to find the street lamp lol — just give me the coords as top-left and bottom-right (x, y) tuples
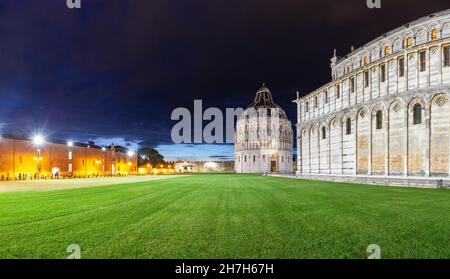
(32, 134), (45, 178)
(101, 147), (106, 175)
(127, 150), (137, 175)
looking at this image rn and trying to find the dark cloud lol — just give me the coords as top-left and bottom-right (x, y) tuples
(0, 0), (448, 152)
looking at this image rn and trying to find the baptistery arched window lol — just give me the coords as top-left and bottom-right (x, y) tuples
(413, 104), (422, 125)
(321, 126), (326, 140)
(346, 118), (352, 135)
(376, 111), (383, 130)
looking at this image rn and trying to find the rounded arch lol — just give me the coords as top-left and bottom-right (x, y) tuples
(416, 27), (428, 44)
(370, 47), (380, 60)
(370, 103), (387, 117)
(353, 57), (361, 69)
(393, 37), (403, 52)
(442, 22), (450, 37)
(342, 111), (355, 122)
(357, 106), (370, 120)
(389, 98), (406, 112)
(430, 92), (449, 109)
(330, 115), (341, 128)
(407, 95), (428, 112)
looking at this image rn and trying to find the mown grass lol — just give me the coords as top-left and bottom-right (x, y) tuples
(0, 174), (448, 259)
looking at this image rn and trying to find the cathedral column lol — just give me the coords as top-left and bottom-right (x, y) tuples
(353, 116), (358, 175)
(403, 106), (409, 176)
(424, 108), (431, 176)
(308, 130), (312, 173)
(328, 123), (332, 174)
(317, 128), (320, 173)
(340, 121), (344, 174)
(384, 108), (390, 176)
(298, 132), (302, 174)
(368, 114), (372, 175)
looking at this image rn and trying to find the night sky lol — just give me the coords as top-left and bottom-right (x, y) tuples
(0, 0), (449, 161)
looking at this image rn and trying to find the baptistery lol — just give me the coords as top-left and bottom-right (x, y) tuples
(235, 85), (293, 174)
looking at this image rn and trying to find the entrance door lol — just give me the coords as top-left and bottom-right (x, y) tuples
(271, 161), (277, 173)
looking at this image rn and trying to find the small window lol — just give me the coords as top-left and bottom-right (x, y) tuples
(19, 156), (22, 164)
(376, 111), (383, 130)
(321, 127), (326, 140)
(443, 46), (450, 67)
(68, 151), (73, 160)
(324, 91), (328, 104)
(363, 56), (369, 65)
(431, 29), (438, 40)
(263, 155), (265, 162)
(398, 57), (405, 77)
(364, 71), (369, 88)
(380, 64), (386, 82)
(244, 156), (247, 162)
(350, 77), (355, 93)
(419, 51), (426, 72)
(305, 102), (309, 112)
(385, 46), (391, 56)
(413, 104), (422, 125)
(68, 163), (73, 172)
(82, 160), (85, 166)
(314, 96), (318, 108)
(336, 85), (340, 99)
(406, 37), (413, 48)
(346, 118), (352, 135)
(253, 155), (256, 163)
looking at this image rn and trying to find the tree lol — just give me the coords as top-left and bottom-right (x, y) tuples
(138, 147), (165, 167)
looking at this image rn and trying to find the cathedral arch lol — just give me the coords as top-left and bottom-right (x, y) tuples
(357, 107), (370, 174)
(388, 99), (407, 175)
(407, 95), (428, 175)
(430, 93), (450, 175)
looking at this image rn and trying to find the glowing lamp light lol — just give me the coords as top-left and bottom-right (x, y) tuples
(127, 150), (135, 157)
(67, 141), (74, 147)
(102, 147), (106, 151)
(32, 135), (45, 146)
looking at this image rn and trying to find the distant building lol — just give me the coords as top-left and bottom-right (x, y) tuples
(173, 161), (234, 173)
(234, 85), (293, 174)
(0, 135), (137, 180)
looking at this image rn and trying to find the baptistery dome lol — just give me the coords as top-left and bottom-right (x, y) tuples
(234, 85), (293, 174)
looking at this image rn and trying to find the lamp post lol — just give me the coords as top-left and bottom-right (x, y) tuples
(127, 150), (136, 175)
(102, 147), (106, 176)
(32, 135), (45, 179)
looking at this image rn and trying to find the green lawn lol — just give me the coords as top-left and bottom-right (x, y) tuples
(0, 174), (448, 259)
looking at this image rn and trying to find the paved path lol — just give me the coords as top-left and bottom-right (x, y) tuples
(0, 175), (186, 193)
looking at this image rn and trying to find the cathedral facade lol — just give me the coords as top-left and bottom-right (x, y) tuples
(235, 85), (293, 174)
(295, 9), (450, 184)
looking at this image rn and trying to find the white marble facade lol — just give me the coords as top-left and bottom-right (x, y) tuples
(294, 9), (450, 180)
